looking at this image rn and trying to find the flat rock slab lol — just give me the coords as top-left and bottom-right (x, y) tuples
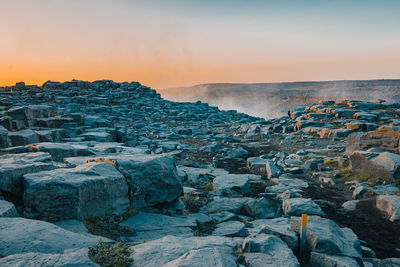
(212, 221), (247, 237)
(282, 198), (325, 216)
(122, 212), (196, 231)
(250, 217), (298, 250)
(244, 252), (299, 267)
(164, 247), (237, 267)
(131, 235), (238, 267)
(0, 200), (19, 217)
(28, 142), (96, 161)
(23, 162), (130, 220)
(0, 152), (56, 196)
(0, 217), (101, 256)
(376, 195), (400, 222)
(213, 174), (251, 195)
(200, 197), (251, 214)
(121, 212), (196, 242)
(0, 248), (98, 267)
(242, 234), (299, 267)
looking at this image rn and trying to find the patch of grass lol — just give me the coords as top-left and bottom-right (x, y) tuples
(189, 179), (214, 192)
(339, 168), (374, 182)
(323, 159), (336, 165)
(83, 209), (136, 241)
(181, 193), (210, 213)
(238, 217), (253, 228)
(89, 241), (133, 267)
(193, 221), (217, 236)
(339, 168), (352, 180)
(354, 173), (374, 182)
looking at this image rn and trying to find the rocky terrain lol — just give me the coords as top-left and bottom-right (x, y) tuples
(159, 79), (400, 118)
(0, 80), (399, 267)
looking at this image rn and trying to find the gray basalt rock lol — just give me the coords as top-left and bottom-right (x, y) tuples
(0, 152), (56, 196)
(0, 217), (101, 256)
(376, 195), (400, 222)
(242, 234), (299, 267)
(249, 217), (298, 250)
(310, 252), (361, 267)
(0, 125), (10, 148)
(346, 128), (400, 154)
(0, 248), (99, 267)
(23, 162), (130, 220)
(8, 129), (40, 146)
(114, 154), (182, 209)
(290, 216), (362, 262)
(282, 198), (325, 216)
(0, 200), (19, 217)
(121, 212), (196, 242)
(212, 221), (247, 237)
(130, 235), (238, 267)
(213, 173), (251, 195)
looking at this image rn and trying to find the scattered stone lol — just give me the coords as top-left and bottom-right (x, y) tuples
(282, 198), (325, 216)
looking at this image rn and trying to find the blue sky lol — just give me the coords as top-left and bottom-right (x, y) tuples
(1, 0), (399, 88)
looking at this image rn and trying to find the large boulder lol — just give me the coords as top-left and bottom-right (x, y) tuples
(0, 217), (101, 256)
(0, 152), (56, 196)
(249, 217), (298, 250)
(0, 248), (98, 267)
(376, 195), (400, 222)
(130, 235), (238, 267)
(114, 154), (182, 209)
(290, 216), (362, 263)
(371, 152), (400, 179)
(349, 151), (400, 181)
(7, 105), (57, 127)
(346, 128), (400, 153)
(23, 162), (130, 220)
(8, 129), (40, 146)
(242, 234), (299, 267)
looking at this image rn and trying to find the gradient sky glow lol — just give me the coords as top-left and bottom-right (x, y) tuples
(1, 0), (400, 88)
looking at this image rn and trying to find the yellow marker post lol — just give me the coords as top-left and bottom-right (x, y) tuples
(300, 214), (308, 257)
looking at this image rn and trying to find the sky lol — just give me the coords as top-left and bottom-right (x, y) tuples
(1, 0), (400, 89)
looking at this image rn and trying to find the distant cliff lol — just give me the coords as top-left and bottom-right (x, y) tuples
(158, 79), (400, 118)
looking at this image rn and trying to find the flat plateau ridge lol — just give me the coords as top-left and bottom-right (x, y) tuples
(160, 79), (400, 118)
(0, 80), (400, 267)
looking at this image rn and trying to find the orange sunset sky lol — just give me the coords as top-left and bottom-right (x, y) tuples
(1, 0), (400, 89)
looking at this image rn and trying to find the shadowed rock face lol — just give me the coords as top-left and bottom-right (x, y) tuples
(346, 128), (400, 153)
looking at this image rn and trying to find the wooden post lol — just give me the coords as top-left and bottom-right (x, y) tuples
(300, 214), (307, 257)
